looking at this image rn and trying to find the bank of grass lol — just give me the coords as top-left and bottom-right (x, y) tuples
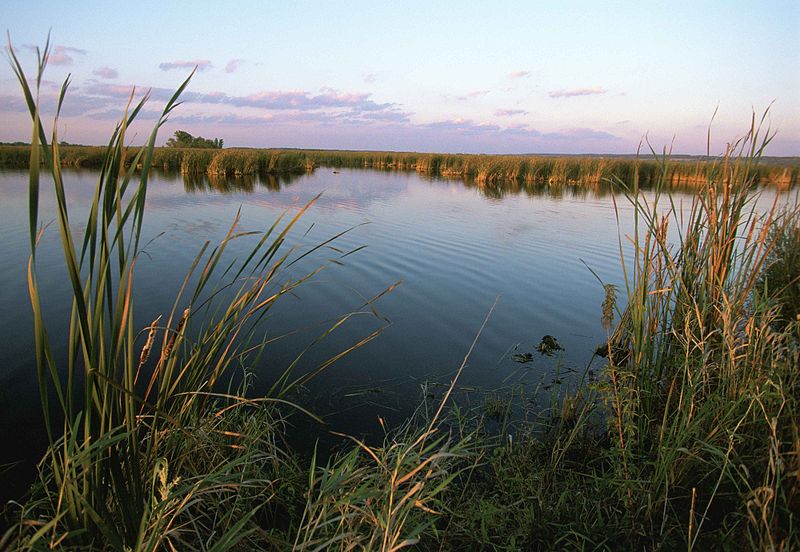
(2, 145), (797, 189)
(3, 42), (799, 551)
(305, 148), (800, 189)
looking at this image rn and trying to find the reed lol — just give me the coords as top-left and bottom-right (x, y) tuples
(299, 149), (798, 188)
(2, 40), (387, 550)
(593, 119), (798, 548)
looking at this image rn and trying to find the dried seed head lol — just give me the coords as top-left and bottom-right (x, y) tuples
(137, 315), (162, 371)
(602, 284), (618, 331)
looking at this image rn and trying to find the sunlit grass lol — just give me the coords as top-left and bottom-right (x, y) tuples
(3, 145), (797, 189)
(433, 115), (800, 550)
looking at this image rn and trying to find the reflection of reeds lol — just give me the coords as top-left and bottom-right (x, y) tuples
(182, 170), (298, 194)
(302, 149), (798, 188)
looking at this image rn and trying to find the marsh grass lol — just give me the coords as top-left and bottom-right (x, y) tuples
(282, 149), (799, 188)
(3, 144), (797, 189)
(602, 119), (799, 546)
(759, 208), (800, 330)
(4, 38), (799, 552)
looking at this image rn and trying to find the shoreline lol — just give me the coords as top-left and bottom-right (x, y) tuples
(1, 144), (798, 187)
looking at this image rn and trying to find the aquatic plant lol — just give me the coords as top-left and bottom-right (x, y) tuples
(2, 38), (386, 550)
(426, 115), (799, 550)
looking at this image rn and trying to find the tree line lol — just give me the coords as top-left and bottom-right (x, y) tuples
(165, 130), (223, 149)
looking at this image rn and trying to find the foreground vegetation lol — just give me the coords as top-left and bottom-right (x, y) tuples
(1, 144), (797, 188)
(2, 43), (798, 551)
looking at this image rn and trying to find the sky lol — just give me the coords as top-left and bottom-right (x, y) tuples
(1, 1), (798, 155)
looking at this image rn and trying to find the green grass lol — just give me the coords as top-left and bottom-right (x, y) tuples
(262, 148), (800, 188)
(4, 39), (799, 551)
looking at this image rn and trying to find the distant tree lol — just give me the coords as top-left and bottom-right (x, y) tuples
(165, 130), (223, 149)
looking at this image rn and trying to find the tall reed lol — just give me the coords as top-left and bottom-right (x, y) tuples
(601, 114), (799, 548)
(4, 39), (383, 550)
(429, 116), (799, 550)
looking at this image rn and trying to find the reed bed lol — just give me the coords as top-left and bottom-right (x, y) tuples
(297, 149), (799, 188)
(0, 145), (312, 176)
(4, 41), (799, 551)
(3, 144), (797, 189)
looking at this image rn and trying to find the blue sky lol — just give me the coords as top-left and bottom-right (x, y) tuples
(1, 1), (798, 154)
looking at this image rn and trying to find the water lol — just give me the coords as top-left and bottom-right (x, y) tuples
(0, 166), (783, 505)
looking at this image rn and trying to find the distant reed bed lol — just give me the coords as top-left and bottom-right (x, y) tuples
(0, 145), (312, 176)
(2, 144), (797, 188)
(299, 149), (799, 188)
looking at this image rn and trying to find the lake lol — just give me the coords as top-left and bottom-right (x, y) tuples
(0, 166), (784, 505)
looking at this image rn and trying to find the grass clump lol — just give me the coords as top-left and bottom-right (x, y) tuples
(759, 209), (800, 329)
(598, 127), (799, 549)
(1, 39), (383, 550)
(294, 419), (473, 551)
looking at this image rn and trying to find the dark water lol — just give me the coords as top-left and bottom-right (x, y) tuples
(0, 167), (784, 506)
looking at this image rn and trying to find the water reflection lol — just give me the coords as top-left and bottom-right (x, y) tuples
(182, 171), (303, 194)
(458, 176), (711, 200)
(173, 166), (652, 201)
(461, 178), (614, 200)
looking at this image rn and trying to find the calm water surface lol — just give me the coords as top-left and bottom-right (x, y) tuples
(0, 167), (783, 503)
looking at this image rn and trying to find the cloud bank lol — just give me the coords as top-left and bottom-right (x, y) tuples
(0, 77), (632, 154)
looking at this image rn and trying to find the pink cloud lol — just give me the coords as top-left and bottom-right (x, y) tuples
(93, 66), (118, 79)
(443, 90), (491, 102)
(494, 109), (528, 117)
(225, 59), (244, 73)
(23, 44), (87, 66)
(159, 59), (213, 72)
(548, 87), (607, 98)
(508, 70), (530, 79)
